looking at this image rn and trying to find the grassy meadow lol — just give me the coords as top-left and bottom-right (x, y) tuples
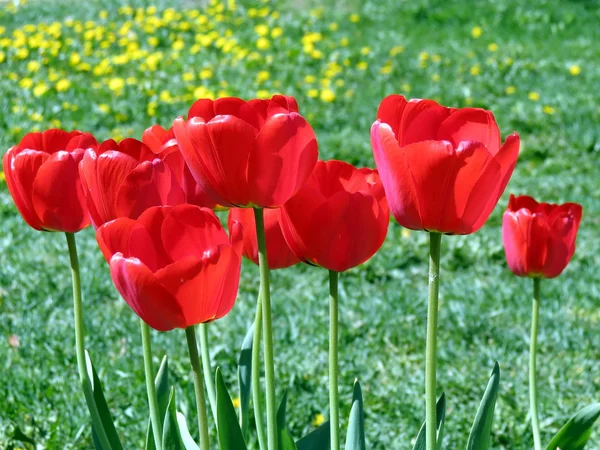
(1, 0), (599, 448)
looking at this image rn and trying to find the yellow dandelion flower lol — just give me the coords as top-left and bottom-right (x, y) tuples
(30, 112), (43, 122)
(360, 46), (371, 56)
(69, 53), (81, 65)
(126, 77), (137, 85)
(470, 65), (480, 76)
(172, 40), (185, 51)
(419, 52), (429, 61)
(256, 37), (270, 50)
(271, 27), (283, 39)
(311, 49), (323, 59)
(200, 68), (213, 79)
(542, 105), (556, 115)
(504, 57), (514, 66)
(304, 75), (316, 83)
(329, 22), (338, 31)
(231, 397), (241, 409)
(256, 89), (270, 98)
(108, 77), (125, 92)
(380, 64), (392, 75)
(33, 82), (48, 97)
(432, 73), (440, 82)
(431, 54), (441, 63)
(389, 45), (404, 56)
(569, 65), (581, 76)
(0, 171), (5, 183)
(335, 79), (345, 87)
(312, 413), (325, 427)
(528, 92), (540, 101)
(16, 48), (29, 60)
(182, 72), (195, 82)
(320, 89), (335, 102)
(471, 26), (483, 38)
(27, 61), (40, 72)
(349, 14), (360, 23)
(55, 79), (71, 92)
(401, 82), (411, 93)
(401, 228), (411, 239)
(257, 70), (270, 83)
(148, 36), (159, 47)
(488, 43), (498, 52)
(254, 24), (269, 36)
(307, 88), (319, 98)
(505, 86), (516, 95)
(340, 37), (349, 47)
(356, 61), (368, 70)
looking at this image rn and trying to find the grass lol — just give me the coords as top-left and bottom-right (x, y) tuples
(1, 0), (600, 448)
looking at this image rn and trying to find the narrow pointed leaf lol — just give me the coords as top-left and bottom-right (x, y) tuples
(412, 393), (446, 450)
(345, 380), (366, 450)
(466, 362), (500, 450)
(277, 390), (297, 450)
(162, 387), (185, 450)
(216, 367), (247, 450)
(238, 322), (254, 439)
(296, 421), (330, 450)
(85, 350), (124, 450)
(146, 356), (170, 450)
(176, 412), (201, 450)
(545, 404), (600, 450)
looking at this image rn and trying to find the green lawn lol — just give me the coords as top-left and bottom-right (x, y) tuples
(1, 0), (599, 448)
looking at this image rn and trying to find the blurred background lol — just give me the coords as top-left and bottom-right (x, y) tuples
(0, 0), (599, 448)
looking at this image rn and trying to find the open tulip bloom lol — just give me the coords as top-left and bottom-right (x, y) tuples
(502, 194), (583, 450)
(370, 95), (520, 450)
(4, 93), (600, 450)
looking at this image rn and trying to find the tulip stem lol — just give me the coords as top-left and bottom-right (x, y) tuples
(252, 293), (268, 450)
(329, 270), (340, 450)
(65, 232), (113, 450)
(530, 278), (542, 450)
(185, 326), (210, 450)
(253, 207), (278, 450)
(198, 323), (217, 423)
(141, 320), (163, 450)
(425, 232), (442, 450)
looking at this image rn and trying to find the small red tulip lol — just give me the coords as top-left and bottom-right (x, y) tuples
(370, 95), (520, 235)
(3, 129), (97, 232)
(97, 204), (243, 331)
(173, 95), (318, 208)
(279, 160), (389, 272)
(142, 124), (217, 209)
(227, 208), (300, 270)
(80, 138), (186, 228)
(502, 195), (582, 278)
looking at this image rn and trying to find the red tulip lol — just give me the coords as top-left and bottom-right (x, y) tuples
(370, 95), (520, 235)
(3, 129), (97, 233)
(279, 160), (389, 272)
(173, 95), (318, 208)
(502, 195), (582, 278)
(96, 204), (243, 331)
(228, 208), (300, 269)
(80, 138), (186, 228)
(142, 124), (217, 209)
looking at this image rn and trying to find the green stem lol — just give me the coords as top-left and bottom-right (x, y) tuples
(65, 232), (113, 450)
(253, 207), (277, 450)
(530, 278), (542, 450)
(198, 323), (217, 423)
(425, 232), (442, 450)
(329, 270), (340, 450)
(141, 320), (162, 450)
(185, 326), (210, 450)
(252, 293), (267, 450)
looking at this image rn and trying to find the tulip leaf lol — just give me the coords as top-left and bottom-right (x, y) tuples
(216, 367), (248, 450)
(146, 355), (170, 450)
(162, 387), (185, 450)
(238, 322), (254, 440)
(412, 393), (447, 450)
(277, 389), (297, 450)
(345, 380), (366, 450)
(85, 350), (123, 450)
(545, 404), (600, 450)
(176, 412), (201, 450)
(296, 421), (330, 450)
(466, 362), (500, 450)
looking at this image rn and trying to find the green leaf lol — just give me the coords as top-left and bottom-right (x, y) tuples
(545, 404), (600, 450)
(277, 389), (297, 450)
(176, 412), (201, 450)
(296, 421), (330, 450)
(238, 322), (254, 439)
(466, 362), (500, 450)
(216, 367), (247, 450)
(412, 393), (446, 450)
(162, 387), (185, 450)
(345, 379), (366, 450)
(85, 350), (123, 450)
(146, 356), (170, 450)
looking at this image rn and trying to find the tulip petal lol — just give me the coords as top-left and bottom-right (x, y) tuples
(66, 132), (98, 151)
(32, 151), (89, 232)
(3, 148), (47, 230)
(398, 99), (452, 147)
(161, 205), (229, 262)
(438, 109), (501, 154)
(376, 94), (408, 140)
(370, 121), (423, 230)
(249, 113), (318, 207)
(142, 125), (171, 153)
(187, 97), (247, 121)
(115, 159), (186, 220)
(502, 211), (529, 276)
(110, 254), (184, 331)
